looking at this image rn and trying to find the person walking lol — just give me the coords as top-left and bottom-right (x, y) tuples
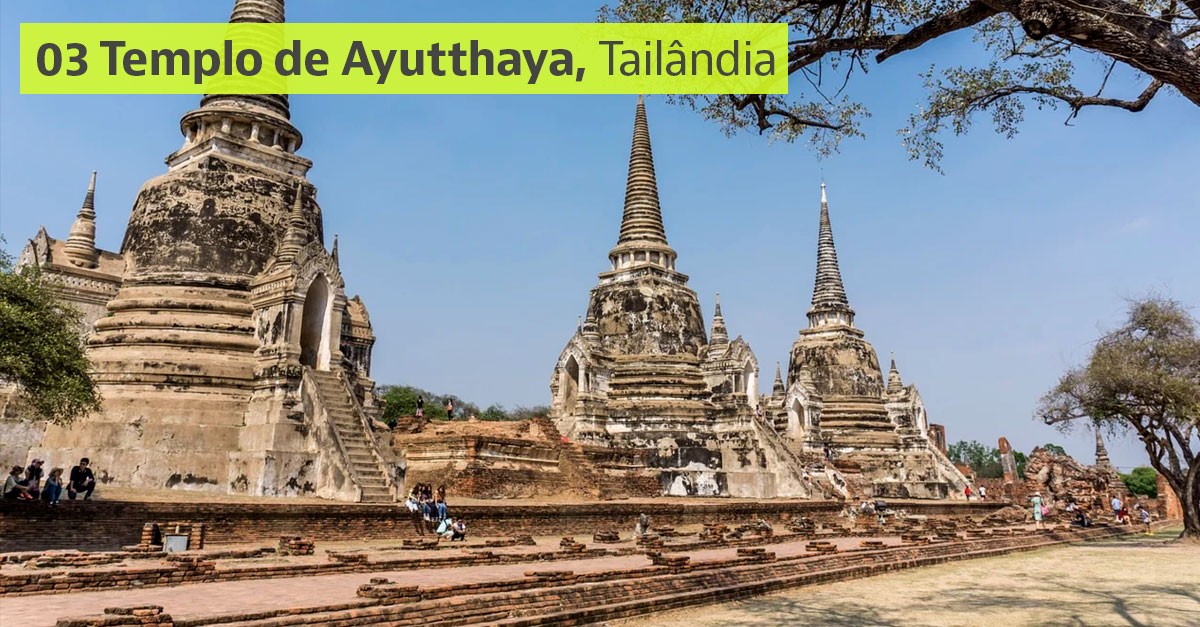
(1111, 495), (1124, 523)
(445, 398), (455, 420)
(964, 485), (972, 501)
(978, 485), (987, 500)
(1030, 492), (1045, 529)
(416, 396), (425, 418)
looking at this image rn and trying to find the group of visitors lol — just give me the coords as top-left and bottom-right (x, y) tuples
(3, 457), (96, 504)
(963, 485), (988, 500)
(405, 483), (466, 541)
(413, 396), (459, 421)
(1032, 492), (1155, 532)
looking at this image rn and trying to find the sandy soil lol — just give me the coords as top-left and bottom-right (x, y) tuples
(610, 529), (1200, 627)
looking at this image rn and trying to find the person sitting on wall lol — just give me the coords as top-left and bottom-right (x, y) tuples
(635, 513), (650, 537)
(68, 458), (96, 500)
(23, 459), (45, 499)
(41, 468), (64, 505)
(1071, 508), (1091, 528)
(4, 466), (33, 500)
(436, 484), (448, 521)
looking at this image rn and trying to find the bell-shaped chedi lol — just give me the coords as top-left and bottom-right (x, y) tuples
(549, 98), (798, 499)
(27, 0), (391, 502)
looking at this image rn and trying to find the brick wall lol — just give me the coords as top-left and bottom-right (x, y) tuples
(0, 499), (1003, 553)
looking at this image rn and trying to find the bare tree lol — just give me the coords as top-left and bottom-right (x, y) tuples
(1038, 297), (1200, 541)
(600, 0), (1199, 169)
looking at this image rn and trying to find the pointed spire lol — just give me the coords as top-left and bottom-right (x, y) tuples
(63, 171), (99, 268)
(772, 362), (785, 395)
(709, 293), (729, 347)
(274, 182), (309, 264)
(1094, 423), (1113, 469)
(198, 0), (290, 119)
(806, 182), (855, 329)
(887, 352), (904, 394)
(577, 315), (583, 333)
(330, 233), (340, 264)
(582, 309), (600, 341)
(608, 97), (677, 272)
(170, 0), (308, 175)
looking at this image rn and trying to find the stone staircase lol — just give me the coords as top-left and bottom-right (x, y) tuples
(533, 416), (604, 499)
(306, 368), (393, 503)
(750, 413), (817, 498)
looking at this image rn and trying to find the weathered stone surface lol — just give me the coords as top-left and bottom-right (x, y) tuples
(12, 0), (393, 503)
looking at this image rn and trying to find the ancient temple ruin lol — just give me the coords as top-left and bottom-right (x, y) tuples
(13, 0), (395, 502)
(549, 114), (968, 498)
(756, 184), (969, 499)
(548, 98), (825, 499)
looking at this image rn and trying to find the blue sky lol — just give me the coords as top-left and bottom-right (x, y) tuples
(2, 1), (1197, 470)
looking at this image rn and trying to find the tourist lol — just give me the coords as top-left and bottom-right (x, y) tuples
(24, 459), (45, 499)
(964, 485), (972, 500)
(4, 466), (33, 500)
(445, 399), (455, 419)
(436, 484), (448, 521)
(68, 457), (96, 500)
(450, 518), (467, 542)
(416, 396), (424, 418)
(406, 485), (425, 535)
(978, 485), (987, 500)
(41, 468), (64, 505)
(635, 513), (650, 537)
(1030, 492), (1045, 529)
(1071, 508), (1091, 528)
(436, 516), (454, 540)
(1137, 505), (1152, 534)
(1110, 495), (1124, 523)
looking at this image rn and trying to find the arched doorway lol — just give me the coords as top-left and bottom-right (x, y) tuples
(743, 361), (757, 404)
(300, 274), (332, 370)
(787, 398), (806, 441)
(561, 355), (581, 415)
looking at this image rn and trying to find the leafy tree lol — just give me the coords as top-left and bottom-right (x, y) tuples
(1013, 450), (1029, 479)
(481, 404), (509, 421)
(1038, 297), (1200, 541)
(948, 439), (1004, 478)
(1040, 443), (1068, 456)
(0, 244), (101, 425)
(509, 405), (552, 421)
(1121, 466), (1159, 497)
(599, 0), (1199, 169)
(376, 384), (525, 425)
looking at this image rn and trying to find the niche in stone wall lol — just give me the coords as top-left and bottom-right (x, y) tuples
(300, 273), (333, 370)
(561, 355), (581, 415)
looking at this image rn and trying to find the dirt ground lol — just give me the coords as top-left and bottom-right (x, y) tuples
(610, 528), (1200, 627)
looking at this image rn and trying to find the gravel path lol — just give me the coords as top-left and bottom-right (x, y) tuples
(610, 530), (1200, 627)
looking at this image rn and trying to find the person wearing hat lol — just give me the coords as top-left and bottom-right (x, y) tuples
(1030, 491), (1045, 529)
(23, 459), (45, 499)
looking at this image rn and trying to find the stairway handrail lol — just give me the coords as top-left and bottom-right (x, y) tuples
(751, 412), (816, 497)
(302, 367), (365, 502)
(333, 367), (398, 500)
